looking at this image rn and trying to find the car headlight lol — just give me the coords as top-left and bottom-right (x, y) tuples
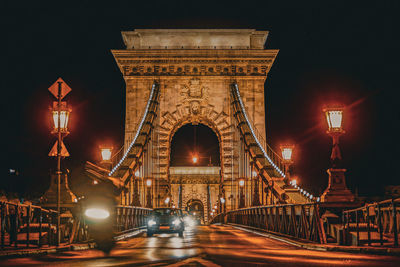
(184, 216), (195, 226)
(172, 219), (181, 226)
(148, 219), (156, 226)
(85, 208), (110, 219)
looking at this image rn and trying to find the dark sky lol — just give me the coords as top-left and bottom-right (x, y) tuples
(2, 1), (400, 198)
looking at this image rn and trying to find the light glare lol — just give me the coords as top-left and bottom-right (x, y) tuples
(85, 208), (110, 219)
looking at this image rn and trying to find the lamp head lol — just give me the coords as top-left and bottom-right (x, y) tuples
(323, 106), (344, 134)
(280, 144), (294, 163)
(100, 146), (113, 162)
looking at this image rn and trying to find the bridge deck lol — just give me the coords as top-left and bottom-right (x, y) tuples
(1, 226), (399, 266)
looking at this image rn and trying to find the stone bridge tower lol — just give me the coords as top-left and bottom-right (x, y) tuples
(112, 29), (278, 213)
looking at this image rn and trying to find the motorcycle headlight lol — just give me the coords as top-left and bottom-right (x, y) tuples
(172, 218), (181, 226)
(85, 208), (110, 219)
(148, 219), (157, 226)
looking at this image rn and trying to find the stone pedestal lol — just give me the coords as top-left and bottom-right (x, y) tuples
(321, 168), (355, 203)
(41, 172), (77, 205)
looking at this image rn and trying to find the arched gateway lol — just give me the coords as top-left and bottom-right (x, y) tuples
(107, 29), (309, 223)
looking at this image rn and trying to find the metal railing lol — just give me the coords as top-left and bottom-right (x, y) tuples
(211, 203), (326, 244)
(343, 198), (400, 247)
(231, 83), (286, 177)
(115, 206), (152, 233)
(0, 201), (59, 249)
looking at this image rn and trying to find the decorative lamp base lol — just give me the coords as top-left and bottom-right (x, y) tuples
(321, 168), (355, 202)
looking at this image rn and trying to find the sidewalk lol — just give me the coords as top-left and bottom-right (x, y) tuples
(225, 223), (400, 256)
(0, 242), (95, 259)
(0, 228), (145, 258)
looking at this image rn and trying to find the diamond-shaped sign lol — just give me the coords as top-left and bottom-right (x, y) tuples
(48, 78), (72, 100)
(48, 140), (70, 157)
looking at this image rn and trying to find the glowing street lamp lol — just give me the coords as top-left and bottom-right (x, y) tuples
(323, 106), (344, 167)
(48, 78), (72, 246)
(51, 102), (71, 134)
(146, 178), (153, 208)
(324, 107), (344, 133)
(280, 145), (294, 163)
(321, 105), (354, 202)
(100, 146), (113, 162)
(280, 144), (294, 184)
(238, 178), (245, 208)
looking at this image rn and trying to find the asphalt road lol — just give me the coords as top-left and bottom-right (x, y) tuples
(1, 225), (400, 266)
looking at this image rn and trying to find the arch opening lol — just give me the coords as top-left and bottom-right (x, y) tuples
(170, 123), (220, 167)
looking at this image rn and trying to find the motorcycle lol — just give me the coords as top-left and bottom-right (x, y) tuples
(83, 182), (119, 253)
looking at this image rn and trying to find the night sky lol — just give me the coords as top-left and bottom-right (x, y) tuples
(2, 1), (399, 199)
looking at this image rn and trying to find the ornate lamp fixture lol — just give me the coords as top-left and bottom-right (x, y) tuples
(146, 178), (153, 208)
(323, 107), (345, 167)
(280, 144), (294, 184)
(100, 146), (113, 162)
(238, 178), (245, 208)
(321, 105), (354, 202)
(51, 101), (71, 134)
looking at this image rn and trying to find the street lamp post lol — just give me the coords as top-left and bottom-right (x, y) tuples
(146, 178), (153, 208)
(321, 106), (355, 202)
(251, 169), (261, 206)
(238, 178), (245, 208)
(48, 78), (71, 246)
(280, 145), (294, 184)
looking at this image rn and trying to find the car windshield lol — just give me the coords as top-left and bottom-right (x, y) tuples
(152, 209), (177, 216)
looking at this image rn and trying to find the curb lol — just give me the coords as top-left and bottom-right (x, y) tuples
(0, 242), (95, 259)
(225, 223), (400, 257)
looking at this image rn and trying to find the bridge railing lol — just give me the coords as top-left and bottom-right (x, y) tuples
(0, 201), (59, 249)
(211, 203), (326, 244)
(342, 198), (400, 247)
(115, 206), (152, 234)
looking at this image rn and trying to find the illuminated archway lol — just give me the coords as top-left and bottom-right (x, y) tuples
(170, 123), (220, 167)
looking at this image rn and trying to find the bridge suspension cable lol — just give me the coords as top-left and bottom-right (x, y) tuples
(108, 82), (160, 181)
(230, 83), (311, 204)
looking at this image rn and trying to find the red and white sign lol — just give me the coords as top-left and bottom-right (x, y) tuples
(48, 78), (72, 100)
(48, 140), (70, 157)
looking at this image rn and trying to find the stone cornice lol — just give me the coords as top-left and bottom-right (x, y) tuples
(111, 50), (278, 78)
(111, 49), (279, 59)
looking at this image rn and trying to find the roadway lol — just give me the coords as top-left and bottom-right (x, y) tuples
(1, 225), (400, 266)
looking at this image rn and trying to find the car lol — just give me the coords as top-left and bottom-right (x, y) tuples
(182, 210), (197, 227)
(146, 208), (185, 237)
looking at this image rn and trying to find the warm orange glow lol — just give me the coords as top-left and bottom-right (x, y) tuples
(52, 111), (70, 131)
(52, 101), (70, 132)
(192, 155), (198, 164)
(323, 106), (344, 132)
(239, 179), (245, 187)
(280, 145), (294, 162)
(146, 179), (152, 187)
(100, 147), (113, 161)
